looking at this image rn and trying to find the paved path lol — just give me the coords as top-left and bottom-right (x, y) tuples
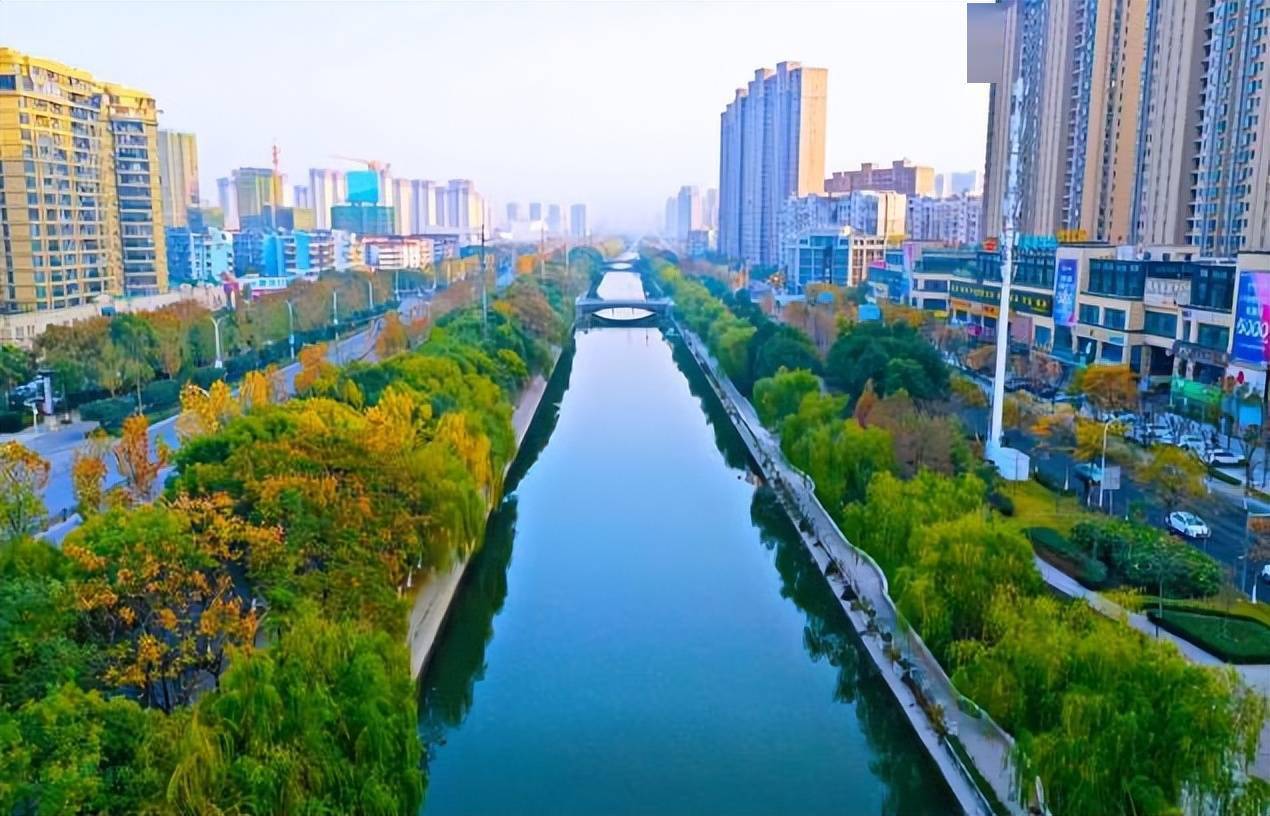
(407, 371), (552, 680)
(679, 326), (1018, 816)
(1034, 554), (1270, 779)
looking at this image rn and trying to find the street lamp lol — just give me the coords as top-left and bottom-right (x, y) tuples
(1097, 417), (1117, 511)
(366, 277), (374, 312)
(331, 290), (339, 327)
(285, 300), (296, 360)
(211, 314), (227, 369)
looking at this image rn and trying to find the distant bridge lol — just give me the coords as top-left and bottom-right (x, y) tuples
(575, 296), (673, 318)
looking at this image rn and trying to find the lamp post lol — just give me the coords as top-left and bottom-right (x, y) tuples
(1098, 417), (1115, 510)
(366, 277), (374, 312)
(285, 300), (296, 360)
(331, 290), (339, 327)
(211, 314), (226, 369)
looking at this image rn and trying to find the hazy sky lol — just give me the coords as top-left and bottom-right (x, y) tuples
(2, 1), (988, 232)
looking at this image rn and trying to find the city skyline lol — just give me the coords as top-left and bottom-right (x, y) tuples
(0, 1), (988, 233)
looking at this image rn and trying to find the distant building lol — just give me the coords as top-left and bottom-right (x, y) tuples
(907, 195), (982, 245)
(777, 191), (904, 273)
(158, 130), (199, 229)
(507, 202), (522, 225)
(364, 237), (434, 270)
(719, 61), (828, 266)
(232, 168), (278, 231)
(392, 178), (414, 235)
(664, 197), (678, 236)
(217, 177), (239, 230)
(293, 185), (311, 209)
(704, 188), (719, 230)
(331, 204), (394, 237)
(570, 204), (588, 238)
(528, 202), (543, 221)
(825, 160), (935, 197)
(949, 170), (980, 196)
(546, 204), (563, 235)
(677, 186), (702, 241)
(838, 190), (906, 237)
(309, 169), (346, 230)
(166, 226), (232, 283)
(789, 227), (887, 289)
(687, 229), (715, 258)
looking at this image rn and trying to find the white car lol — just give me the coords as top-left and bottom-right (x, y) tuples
(1205, 448), (1244, 466)
(1167, 510), (1211, 539)
(1175, 434), (1207, 455)
(1261, 564), (1270, 583)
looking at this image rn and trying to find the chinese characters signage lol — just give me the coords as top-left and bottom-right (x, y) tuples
(1053, 258), (1078, 327)
(1232, 271), (1270, 364)
(948, 280), (1052, 316)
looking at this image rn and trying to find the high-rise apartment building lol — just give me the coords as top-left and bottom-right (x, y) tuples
(507, 202), (521, 224)
(570, 203), (587, 238)
(392, 177), (414, 234)
(292, 184), (310, 209)
(980, 0), (1147, 244)
(676, 185), (702, 240)
(528, 202), (543, 221)
(664, 197), (678, 237)
(718, 61), (828, 266)
(413, 180), (440, 230)
(826, 160), (935, 197)
(308, 168), (345, 230)
(704, 187), (719, 230)
(546, 203), (563, 235)
(216, 177), (239, 230)
(949, 170), (981, 196)
(232, 168), (276, 230)
(157, 130), (198, 229)
(0, 48), (169, 309)
(908, 195), (983, 245)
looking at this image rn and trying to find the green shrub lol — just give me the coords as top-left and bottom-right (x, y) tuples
(188, 366), (224, 390)
(1071, 517), (1221, 598)
(0, 410), (30, 433)
(1027, 526), (1109, 588)
(1147, 609), (1270, 663)
(987, 491), (1015, 516)
(141, 379), (180, 411)
(79, 396), (138, 432)
(1031, 468), (1075, 496)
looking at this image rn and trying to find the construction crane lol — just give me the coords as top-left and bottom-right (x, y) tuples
(331, 155), (391, 173)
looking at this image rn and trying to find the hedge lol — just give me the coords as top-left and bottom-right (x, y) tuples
(0, 410), (31, 433)
(79, 396), (139, 432)
(1146, 609), (1270, 664)
(1027, 526), (1110, 589)
(1031, 468), (1075, 496)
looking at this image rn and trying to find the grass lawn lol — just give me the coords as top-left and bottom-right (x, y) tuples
(998, 479), (1095, 536)
(1149, 609), (1270, 664)
(1152, 596), (1270, 628)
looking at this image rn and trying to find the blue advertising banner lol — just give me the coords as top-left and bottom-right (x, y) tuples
(1053, 258), (1078, 327)
(1232, 271), (1270, 364)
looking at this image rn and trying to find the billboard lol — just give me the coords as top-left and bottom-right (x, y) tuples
(1053, 258), (1078, 327)
(1232, 271), (1270, 364)
(346, 170), (380, 205)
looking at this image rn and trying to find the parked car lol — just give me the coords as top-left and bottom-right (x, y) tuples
(1175, 434), (1207, 455)
(1261, 564), (1270, 583)
(1167, 510), (1211, 539)
(1073, 462), (1103, 484)
(1204, 448), (1245, 466)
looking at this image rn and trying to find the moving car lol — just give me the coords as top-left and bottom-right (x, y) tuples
(1166, 510), (1211, 539)
(1204, 448), (1244, 466)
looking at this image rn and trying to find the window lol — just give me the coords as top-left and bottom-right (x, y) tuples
(1103, 308), (1126, 330)
(1197, 323), (1230, 350)
(1079, 303), (1101, 324)
(0, 75), (14, 91)
(1101, 343), (1124, 363)
(1144, 310), (1178, 337)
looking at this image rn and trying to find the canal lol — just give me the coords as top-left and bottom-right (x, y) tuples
(417, 272), (955, 814)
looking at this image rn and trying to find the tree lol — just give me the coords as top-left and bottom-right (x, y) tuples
(0, 441), (49, 541)
(1069, 363), (1138, 416)
(866, 390), (964, 477)
(1237, 423), (1265, 491)
(753, 368), (821, 428)
(294, 343), (336, 395)
(176, 380), (240, 440)
(825, 321), (949, 404)
(113, 415), (169, 505)
(110, 315), (158, 410)
(1138, 444), (1206, 514)
(0, 345), (33, 410)
(375, 311), (410, 358)
(71, 436), (109, 519)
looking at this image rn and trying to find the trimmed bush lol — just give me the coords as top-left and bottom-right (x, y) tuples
(141, 379), (180, 411)
(187, 366), (224, 390)
(0, 410), (30, 433)
(987, 491), (1015, 517)
(1147, 609), (1270, 664)
(1027, 526), (1110, 589)
(79, 396), (138, 432)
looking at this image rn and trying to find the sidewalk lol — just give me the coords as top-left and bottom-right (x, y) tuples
(681, 327), (1018, 816)
(1034, 554), (1270, 779)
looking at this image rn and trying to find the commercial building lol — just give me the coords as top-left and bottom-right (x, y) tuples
(677, 185), (702, 241)
(718, 61), (828, 266)
(788, 227), (886, 290)
(825, 159), (935, 197)
(0, 48), (170, 311)
(331, 203), (394, 237)
(157, 130), (198, 229)
(363, 236), (433, 271)
(570, 203), (587, 238)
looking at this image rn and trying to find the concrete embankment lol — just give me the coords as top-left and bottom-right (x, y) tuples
(674, 321), (1021, 816)
(407, 361), (556, 681)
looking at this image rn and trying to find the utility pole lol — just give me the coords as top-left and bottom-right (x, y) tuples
(987, 76), (1023, 457)
(539, 223), (545, 280)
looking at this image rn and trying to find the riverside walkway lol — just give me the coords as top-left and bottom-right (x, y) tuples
(677, 324), (1023, 816)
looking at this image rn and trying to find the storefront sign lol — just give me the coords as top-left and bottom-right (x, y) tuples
(1053, 258), (1078, 327)
(948, 280), (1053, 316)
(1144, 277), (1190, 308)
(1170, 376), (1223, 407)
(1173, 341), (1230, 368)
(1233, 271), (1270, 364)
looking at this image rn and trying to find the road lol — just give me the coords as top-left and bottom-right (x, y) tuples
(955, 372), (1270, 596)
(22, 295), (428, 543)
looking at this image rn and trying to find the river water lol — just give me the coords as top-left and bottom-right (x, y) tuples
(417, 272), (954, 814)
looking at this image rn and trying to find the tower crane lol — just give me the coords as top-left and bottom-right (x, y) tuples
(331, 155), (391, 173)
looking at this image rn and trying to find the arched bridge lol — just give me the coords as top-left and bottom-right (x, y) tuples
(575, 296), (673, 318)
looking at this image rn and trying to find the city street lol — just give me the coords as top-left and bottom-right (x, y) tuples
(16, 294), (427, 542)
